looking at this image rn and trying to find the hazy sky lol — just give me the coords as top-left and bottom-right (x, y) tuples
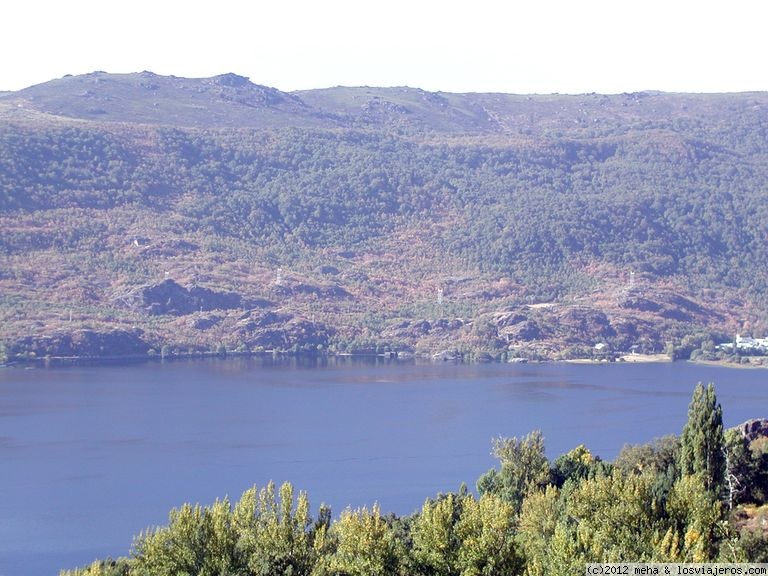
(2, 0), (765, 94)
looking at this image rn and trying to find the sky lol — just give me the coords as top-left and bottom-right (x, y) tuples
(2, 0), (766, 95)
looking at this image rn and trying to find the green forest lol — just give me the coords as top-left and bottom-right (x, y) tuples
(61, 383), (768, 575)
(2, 121), (767, 288)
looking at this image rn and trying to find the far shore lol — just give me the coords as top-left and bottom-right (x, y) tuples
(690, 358), (768, 370)
(565, 353), (671, 365)
(619, 353), (672, 363)
(5, 349), (767, 370)
(566, 354), (768, 369)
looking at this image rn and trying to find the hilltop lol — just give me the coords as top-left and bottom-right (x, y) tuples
(5, 71), (764, 135)
(1, 72), (767, 363)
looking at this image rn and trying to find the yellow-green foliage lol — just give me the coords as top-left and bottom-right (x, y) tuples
(131, 481), (316, 576)
(314, 503), (402, 576)
(59, 558), (130, 576)
(518, 485), (561, 576)
(410, 491), (521, 576)
(411, 494), (461, 575)
(664, 473), (726, 562)
(455, 493), (522, 576)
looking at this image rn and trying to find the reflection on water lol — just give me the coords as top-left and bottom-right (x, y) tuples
(1, 358), (767, 575)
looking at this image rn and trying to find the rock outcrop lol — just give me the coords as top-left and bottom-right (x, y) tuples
(740, 418), (768, 442)
(9, 329), (150, 359)
(556, 307), (616, 341)
(142, 279), (250, 316)
(500, 319), (543, 342)
(242, 318), (333, 351)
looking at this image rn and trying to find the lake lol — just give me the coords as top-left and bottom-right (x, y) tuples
(1, 357), (766, 575)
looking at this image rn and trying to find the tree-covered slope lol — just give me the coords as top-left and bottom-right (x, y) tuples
(1, 73), (767, 361)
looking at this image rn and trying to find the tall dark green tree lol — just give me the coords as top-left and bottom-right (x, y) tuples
(679, 382), (726, 497)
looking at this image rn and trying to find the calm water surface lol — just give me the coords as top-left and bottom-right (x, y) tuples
(1, 357), (766, 575)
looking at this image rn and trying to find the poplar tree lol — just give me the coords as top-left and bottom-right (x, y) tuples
(679, 382), (726, 497)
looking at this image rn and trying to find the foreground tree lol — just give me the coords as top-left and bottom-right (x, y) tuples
(59, 559), (131, 576)
(615, 435), (680, 508)
(314, 504), (403, 576)
(236, 482), (317, 575)
(517, 485), (562, 576)
(410, 493), (463, 576)
(408, 490), (522, 576)
(679, 382), (726, 497)
(550, 444), (611, 487)
(130, 481), (319, 576)
(455, 492), (523, 576)
(476, 430), (550, 512)
(517, 470), (660, 576)
(662, 473), (727, 562)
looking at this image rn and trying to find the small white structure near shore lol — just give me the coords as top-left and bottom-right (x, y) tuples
(718, 334), (768, 352)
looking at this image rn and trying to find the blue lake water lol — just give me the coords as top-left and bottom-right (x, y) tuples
(0, 357), (766, 575)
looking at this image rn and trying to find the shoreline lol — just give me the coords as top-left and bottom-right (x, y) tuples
(0, 350), (768, 369)
(6, 349), (766, 370)
(690, 358), (768, 370)
(564, 353), (672, 365)
(619, 353), (672, 363)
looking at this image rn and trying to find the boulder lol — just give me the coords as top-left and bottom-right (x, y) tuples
(740, 418), (768, 442)
(236, 310), (289, 332)
(191, 315), (222, 330)
(434, 318), (465, 330)
(500, 320), (542, 342)
(242, 318), (333, 351)
(494, 311), (528, 328)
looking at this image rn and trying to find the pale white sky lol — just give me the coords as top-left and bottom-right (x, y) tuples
(1, 0), (766, 94)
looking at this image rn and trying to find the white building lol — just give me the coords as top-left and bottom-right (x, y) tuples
(720, 334), (768, 352)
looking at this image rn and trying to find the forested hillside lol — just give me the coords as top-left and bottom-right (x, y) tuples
(1, 72), (768, 361)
